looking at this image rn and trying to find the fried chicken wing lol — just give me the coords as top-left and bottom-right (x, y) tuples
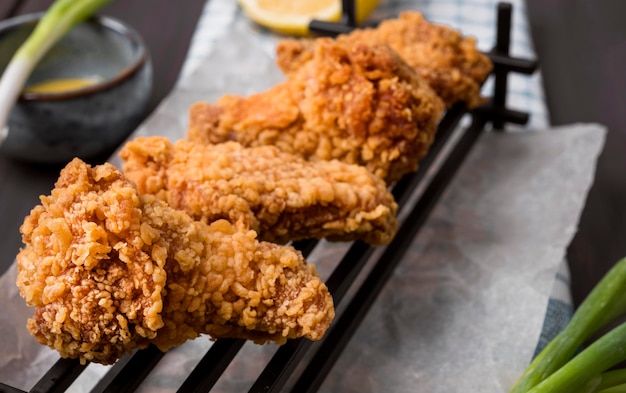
(16, 158), (334, 364)
(187, 38), (444, 184)
(276, 11), (493, 109)
(119, 136), (397, 245)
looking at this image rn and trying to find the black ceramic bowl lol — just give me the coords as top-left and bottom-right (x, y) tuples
(0, 13), (152, 164)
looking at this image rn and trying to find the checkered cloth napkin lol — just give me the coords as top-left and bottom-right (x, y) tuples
(177, 0), (570, 356)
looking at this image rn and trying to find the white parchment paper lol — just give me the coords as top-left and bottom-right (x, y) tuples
(0, 23), (606, 393)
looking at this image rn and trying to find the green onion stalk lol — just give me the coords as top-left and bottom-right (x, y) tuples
(528, 320), (626, 393)
(589, 369), (626, 393)
(598, 383), (626, 393)
(0, 0), (112, 142)
(510, 257), (626, 393)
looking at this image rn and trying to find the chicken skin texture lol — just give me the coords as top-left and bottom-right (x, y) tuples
(276, 11), (493, 109)
(119, 137), (398, 246)
(16, 159), (334, 365)
(187, 38), (444, 184)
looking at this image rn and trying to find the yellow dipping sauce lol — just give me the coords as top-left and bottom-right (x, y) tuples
(24, 77), (100, 94)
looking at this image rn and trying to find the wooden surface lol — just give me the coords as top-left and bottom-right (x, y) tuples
(0, 0), (623, 310)
(526, 0), (626, 306)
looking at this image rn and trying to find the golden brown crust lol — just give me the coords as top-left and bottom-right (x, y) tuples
(188, 38), (444, 184)
(276, 11), (493, 109)
(16, 158), (334, 364)
(119, 136), (398, 245)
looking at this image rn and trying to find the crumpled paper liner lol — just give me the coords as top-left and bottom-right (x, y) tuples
(319, 124), (606, 392)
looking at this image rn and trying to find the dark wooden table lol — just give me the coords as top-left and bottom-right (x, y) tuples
(0, 0), (623, 310)
(526, 0), (626, 306)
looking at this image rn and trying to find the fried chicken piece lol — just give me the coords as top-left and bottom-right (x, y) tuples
(119, 137), (397, 246)
(276, 11), (493, 109)
(16, 158), (334, 365)
(187, 38), (444, 184)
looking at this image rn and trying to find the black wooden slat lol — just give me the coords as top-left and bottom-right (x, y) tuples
(90, 346), (164, 393)
(488, 52), (537, 75)
(492, 2), (512, 130)
(0, 382), (27, 393)
(176, 338), (246, 393)
(29, 358), (86, 393)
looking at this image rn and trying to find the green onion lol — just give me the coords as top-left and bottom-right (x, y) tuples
(598, 384), (626, 393)
(528, 321), (626, 393)
(595, 370), (626, 392)
(572, 369), (626, 393)
(0, 0), (112, 140)
(510, 257), (626, 392)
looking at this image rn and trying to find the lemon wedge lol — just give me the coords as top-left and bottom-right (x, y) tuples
(238, 0), (379, 36)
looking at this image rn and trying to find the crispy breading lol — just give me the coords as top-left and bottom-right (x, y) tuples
(119, 136), (398, 245)
(276, 11), (493, 109)
(187, 38), (444, 184)
(16, 158), (334, 364)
